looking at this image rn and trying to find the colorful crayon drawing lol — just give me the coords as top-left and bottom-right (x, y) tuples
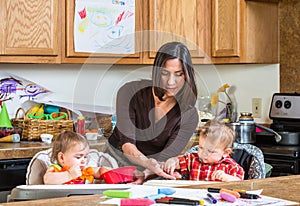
(0, 73), (50, 116)
(74, 0), (135, 54)
(0, 77), (49, 101)
(20, 83), (49, 100)
(0, 77), (23, 104)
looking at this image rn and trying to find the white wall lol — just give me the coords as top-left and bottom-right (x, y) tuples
(1, 63), (279, 123)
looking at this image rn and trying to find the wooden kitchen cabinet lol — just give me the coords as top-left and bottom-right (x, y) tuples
(63, 0), (210, 64)
(142, 0), (211, 64)
(0, 0), (61, 63)
(62, 0), (143, 64)
(211, 0), (279, 64)
(0, 0), (279, 65)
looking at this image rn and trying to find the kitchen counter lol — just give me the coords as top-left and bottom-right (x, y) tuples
(0, 138), (107, 160)
(0, 175), (299, 205)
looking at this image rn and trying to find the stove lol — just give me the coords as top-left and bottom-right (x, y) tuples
(256, 93), (300, 176)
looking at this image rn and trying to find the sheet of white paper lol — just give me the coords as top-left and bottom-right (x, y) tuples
(0, 72), (51, 118)
(101, 185), (299, 206)
(74, 0), (135, 54)
(143, 179), (219, 187)
(21, 100), (115, 116)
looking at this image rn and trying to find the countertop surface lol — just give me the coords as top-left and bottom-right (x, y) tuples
(0, 175), (299, 205)
(0, 138), (107, 159)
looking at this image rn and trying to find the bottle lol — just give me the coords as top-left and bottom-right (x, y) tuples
(77, 116), (85, 136)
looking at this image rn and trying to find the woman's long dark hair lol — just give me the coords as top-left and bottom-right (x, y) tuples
(152, 42), (198, 112)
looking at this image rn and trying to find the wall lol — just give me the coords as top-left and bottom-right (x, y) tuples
(1, 63), (279, 123)
(279, 0), (300, 92)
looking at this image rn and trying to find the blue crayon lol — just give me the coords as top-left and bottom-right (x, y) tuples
(144, 193), (166, 200)
(158, 188), (176, 195)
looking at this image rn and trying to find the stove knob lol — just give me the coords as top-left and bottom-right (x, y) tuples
(284, 100), (291, 109)
(275, 100), (282, 108)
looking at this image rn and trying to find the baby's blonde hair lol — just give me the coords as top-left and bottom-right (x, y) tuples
(51, 131), (89, 163)
(198, 120), (234, 152)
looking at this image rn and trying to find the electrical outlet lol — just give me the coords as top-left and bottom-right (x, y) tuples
(252, 98), (262, 118)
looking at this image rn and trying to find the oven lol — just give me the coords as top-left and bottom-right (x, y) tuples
(264, 156), (299, 176)
(256, 140), (300, 176)
(256, 93), (300, 177)
(0, 158), (31, 202)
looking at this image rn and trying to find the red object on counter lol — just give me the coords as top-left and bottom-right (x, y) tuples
(77, 116), (85, 136)
(100, 166), (136, 184)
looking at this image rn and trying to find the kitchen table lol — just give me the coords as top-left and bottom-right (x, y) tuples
(0, 175), (299, 205)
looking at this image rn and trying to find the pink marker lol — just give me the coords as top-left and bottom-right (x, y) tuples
(120, 198), (155, 206)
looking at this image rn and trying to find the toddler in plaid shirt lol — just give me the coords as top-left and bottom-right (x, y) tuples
(163, 120), (244, 182)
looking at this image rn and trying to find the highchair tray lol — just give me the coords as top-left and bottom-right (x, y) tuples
(8, 184), (131, 202)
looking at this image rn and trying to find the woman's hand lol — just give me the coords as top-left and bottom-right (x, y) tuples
(146, 158), (176, 180)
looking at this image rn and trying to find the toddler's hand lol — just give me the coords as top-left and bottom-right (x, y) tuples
(147, 158), (176, 180)
(164, 157), (177, 175)
(212, 170), (242, 182)
(68, 164), (82, 179)
(212, 170), (226, 181)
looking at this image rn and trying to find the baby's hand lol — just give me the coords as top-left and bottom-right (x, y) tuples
(212, 170), (226, 181)
(212, 170), (236, 182)
(68, 164), (82, 179)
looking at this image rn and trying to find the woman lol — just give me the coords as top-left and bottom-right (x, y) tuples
(106, 42), (199, 179)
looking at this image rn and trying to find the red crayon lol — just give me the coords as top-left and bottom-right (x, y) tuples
(120, 198), (155, 206)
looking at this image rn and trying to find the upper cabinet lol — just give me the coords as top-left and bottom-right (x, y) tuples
(0, 0), (61, 63)
(142, 0), (211, 64)
(0, 0), (279, 64)
(211, 0), (279, 63)
(62, 0), (143, 64)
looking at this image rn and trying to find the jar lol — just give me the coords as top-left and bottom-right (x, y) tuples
(77, 116), (85, 136)
(239, 112), (254, 123)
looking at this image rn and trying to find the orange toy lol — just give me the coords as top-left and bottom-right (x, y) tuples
(52, 165), (94, 184)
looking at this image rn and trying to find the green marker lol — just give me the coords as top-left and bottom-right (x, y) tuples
(102, 190), (132, 198)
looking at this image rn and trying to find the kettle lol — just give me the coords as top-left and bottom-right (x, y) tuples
(226, 112), (282, 144)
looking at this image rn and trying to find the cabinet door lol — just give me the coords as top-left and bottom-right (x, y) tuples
(212, 0), (241, 59)
(211, 0), (279, 64)
(144, 0), (210, 64)
(63, 0), (142, 64)
(0, 0), (60, 63)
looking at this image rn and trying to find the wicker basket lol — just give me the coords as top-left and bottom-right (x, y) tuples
(12, 108), (74, 141)
(11, 108), (26, 139)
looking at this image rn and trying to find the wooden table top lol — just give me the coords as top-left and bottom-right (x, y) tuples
(0, 138), (107, 159)
(1, 175), (299, 205)
(185, 174), (300, 203)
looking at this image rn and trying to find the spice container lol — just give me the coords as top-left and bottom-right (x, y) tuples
(77, 116), (85, 136)
(239, 112), (254, 123)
